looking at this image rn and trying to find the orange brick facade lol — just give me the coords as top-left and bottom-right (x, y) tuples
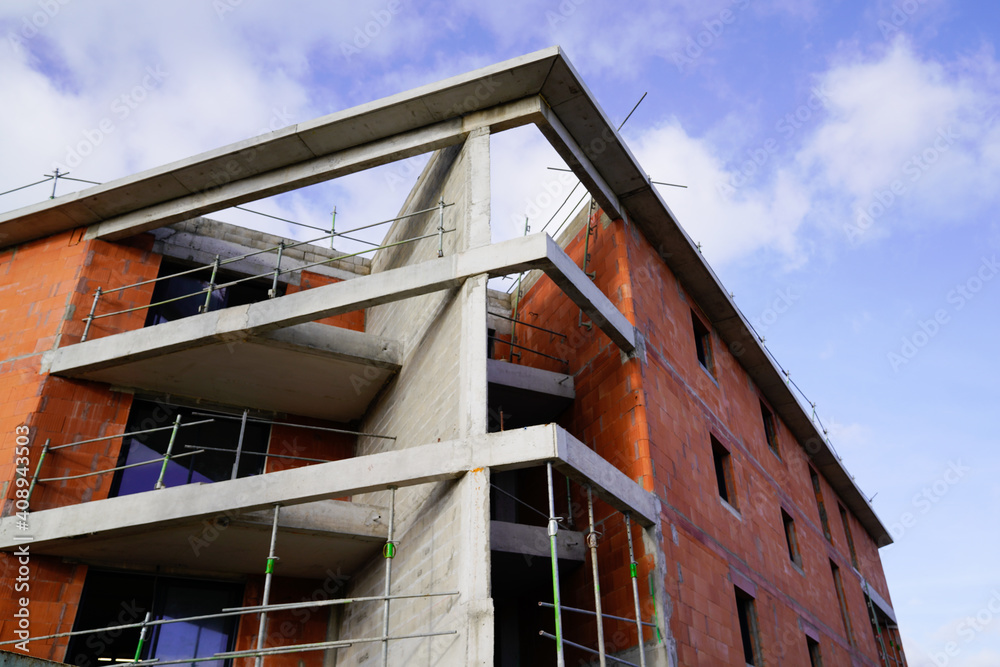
(0, 235), (348, 662)
(509, 209), (898, 666)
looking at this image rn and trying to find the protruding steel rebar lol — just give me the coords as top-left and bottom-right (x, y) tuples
(547, 463), (565, 667)
(625, 512), (647, 667)
(255, 504), (281, 667)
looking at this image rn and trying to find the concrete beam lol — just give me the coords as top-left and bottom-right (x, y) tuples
(534, 103), (623, 222)
(85, 97), (544, 242)
(0, 424), (657, 549)
(48, 233), (636, 379)
(487, 358), (574, 399)
(490, 521), (585, 560)
(538, 234), (636, 352)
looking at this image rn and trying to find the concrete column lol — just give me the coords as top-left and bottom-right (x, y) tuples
(464, 127), (491, 251)
(459, 466), (493, 666)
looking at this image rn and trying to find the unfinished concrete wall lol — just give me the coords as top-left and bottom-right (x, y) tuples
(334, 131), (491, 665)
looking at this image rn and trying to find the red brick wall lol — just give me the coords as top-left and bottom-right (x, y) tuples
(511, 210), (897, 665)
(233, 575), (333, 667)
(285, 271), (365, 331)
(0, 231), (159, 658)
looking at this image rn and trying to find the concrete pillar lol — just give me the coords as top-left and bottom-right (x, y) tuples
(457, 127), (493, 664)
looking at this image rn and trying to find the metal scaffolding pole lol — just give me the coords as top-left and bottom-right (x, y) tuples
(625, 513), (647, 667)
(381, 486), (397, 667)
(587, 486), (607, 667)
(255, 504), (281, 667)
(230, 409), (249, 480)
(547, 462), (566, 667)
(154, 414), (183, 490)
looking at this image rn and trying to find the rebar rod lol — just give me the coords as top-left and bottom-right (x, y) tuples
(25, 439), (49, 508)
(537, 603), (656, 628)
(185, 445), (333, 465)
(255, 504), (281, 667)
(490, 312), (567, 339)
(38, 450), (204, 483)
(625, 512), (647, 667)
(201, 255), (220, 313)
(47, 419), (214, 450)
(133, 612), (152, 663)
(0, 591), (460, 648)
(547, 462), (565, 667)
(123, 630), (458, 667)
(538, 632), (639, 667)
(588, 486), (607, 667)
(487, 336), (569, 365)
(270, 242), (284, 298)
(382, 486), (397, 667)
(154, 415), (183, 490)
(191, 411), (396, 440)
(81, 287), (102, 342)
(437, 199), (445, 257)
(231, 409), (248, 480)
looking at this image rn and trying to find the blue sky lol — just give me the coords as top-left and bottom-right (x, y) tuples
(1, 1), (998, 664)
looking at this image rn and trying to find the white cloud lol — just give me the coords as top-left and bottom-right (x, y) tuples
(796, 37), (1000, 240)
(626, 119), (810, 266)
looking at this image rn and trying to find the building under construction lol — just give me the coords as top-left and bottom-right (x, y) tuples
(0, 48), (906, 666)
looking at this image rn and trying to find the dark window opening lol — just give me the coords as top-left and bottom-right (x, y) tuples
(145, 259), (279, 326)
(692, 311), (714, 374)
(712, 436), (737, 509)
(810, 467), (832, 542)
(807, 636), (823, 667)
(110, 400), (270, 497)
(782, 508), (802, 567)
(831, 561), (855, 646)
(760, 401), (780, 456)
(839, 504), (860, 569)
(65, 570), (243, 667)
(488, 327), (497, 359)
(735, 587), (762, 666)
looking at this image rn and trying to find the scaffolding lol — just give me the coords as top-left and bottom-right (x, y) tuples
(80, 201), (456, 341)
(534, 463), (658, 667)
(1, 484), (458, 665)
(25, 406), (394, 510)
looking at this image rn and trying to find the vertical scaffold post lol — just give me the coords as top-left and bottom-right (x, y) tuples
(26, 439), (49, 509)
(230, 409), (249, 480)
(202, 254), (220, 313)
(437, 199), (445, 258)
(255, 504), (281, 667)
(381, 486), (398, 667)
(330, 206), (337, 250)
(50, 168), (61, 199)
(154, 415), (182, 490)
(547, 463), (566, 667)
(81, 287), (102, 342)
(133, 611), (152, 663)
(625, 512), (647, 667)
(587, 486), (607, 667)
(270, 242), (284, 298)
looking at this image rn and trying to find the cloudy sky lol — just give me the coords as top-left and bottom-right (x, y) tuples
(1, 1), (998, 664)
